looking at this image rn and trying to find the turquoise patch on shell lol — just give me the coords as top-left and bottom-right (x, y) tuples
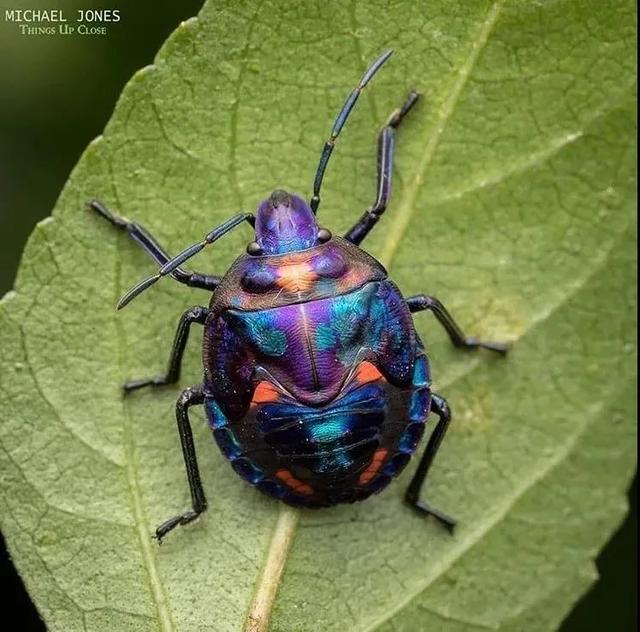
(232, 457), (264, 485)
(412, 354), (430, 387)
(214, 427), (243, 459)
(234, 311), (288, 356)
(206, 398), (228, 429)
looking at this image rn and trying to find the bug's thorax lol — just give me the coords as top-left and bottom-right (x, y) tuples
(209, 234), (388, 313)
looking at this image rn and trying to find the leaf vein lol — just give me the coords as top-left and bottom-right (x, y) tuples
(364, 401), (595, 632)
(428, 85), (636, 205)
(113, 229), (176, 631)
(379, 0), (504, 268)
(7, 316), (122, 469)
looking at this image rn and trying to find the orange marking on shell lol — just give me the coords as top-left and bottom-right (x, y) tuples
(354, 361), (384, 385)
(338, 267), (362, 291)
(252, 381), (281, 405)
(358, 448), (389, 485)
(275, 469), (313, 496)
(277, 262), (318, 293)
(276, 469), (293, 482)
(294, 483), (313, 496)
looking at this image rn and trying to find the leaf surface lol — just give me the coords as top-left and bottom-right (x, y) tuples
(0, 1), (635, 631)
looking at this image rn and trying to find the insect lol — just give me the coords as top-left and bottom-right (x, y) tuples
(89, 50), (508, 541)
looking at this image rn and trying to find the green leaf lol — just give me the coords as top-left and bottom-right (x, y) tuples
(0, 0), (635, 630)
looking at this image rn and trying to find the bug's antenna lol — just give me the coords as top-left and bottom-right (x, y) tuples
(310, 49), (393, 215)
(117, 213), (254, 310)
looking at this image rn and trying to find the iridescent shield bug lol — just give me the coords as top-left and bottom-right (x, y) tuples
(89, 50), (509, 541)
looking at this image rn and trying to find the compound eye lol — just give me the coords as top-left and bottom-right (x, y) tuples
(246, 241), (263, 255)
(240, 265), (276, 293)
(317, 228), (332, 243)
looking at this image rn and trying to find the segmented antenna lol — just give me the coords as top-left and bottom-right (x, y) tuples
(117, 213), (254, 309)
(310, 49), (393, 215)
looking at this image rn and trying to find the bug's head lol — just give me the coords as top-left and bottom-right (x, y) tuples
(250, 190), (330, 255)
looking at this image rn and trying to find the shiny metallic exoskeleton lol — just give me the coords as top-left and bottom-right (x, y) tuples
(89, 51), (508, 541)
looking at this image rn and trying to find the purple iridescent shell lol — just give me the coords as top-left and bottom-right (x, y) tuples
(202, 236), (431, 506)
(255, 190), (319, 254)
(209, 236), (386, 313)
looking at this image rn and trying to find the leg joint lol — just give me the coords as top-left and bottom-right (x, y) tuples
(182, 305), (209, 325)
(407, 294), (437, 313)
(431, 393), (451, 420)
(176, 385), (205, 412)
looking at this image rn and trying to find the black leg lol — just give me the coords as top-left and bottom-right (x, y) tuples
(155, 385), (207, 542)
(405, 393), (456, 532)
(407, 294), (509, 354)
(124, 306), (209, 393)
(344, 90), (420, 245)
(87, 199), (221, 291)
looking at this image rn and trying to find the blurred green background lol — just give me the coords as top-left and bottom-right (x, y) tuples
(0, 1), (636, 630)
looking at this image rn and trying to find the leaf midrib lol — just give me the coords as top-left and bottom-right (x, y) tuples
(245, 506), (300, 632)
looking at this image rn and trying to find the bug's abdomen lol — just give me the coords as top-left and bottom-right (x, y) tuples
(205, 352), (431, 507)
(258, 372), (387, 484)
